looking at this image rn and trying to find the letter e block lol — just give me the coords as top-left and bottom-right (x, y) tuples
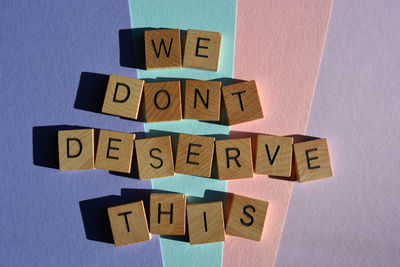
(144, 81), (182, 122)
(95, 130), (135, 173)
(222, 81), (264, 125)
(225, 194), (269, 241)
(108, 201), (151, 246)
(102, 74), (144, 119)
(255, 135), (293, 177)
(187, 201), (225, 245)
(293, 138), (333, 182)
(145, 29), (182, 69)
(135, 136), (175, 179)
(184, 80), (221, 121)
(175, 134), (215, 177)
(215, 138), (253, 180)
(149, 193), (186, 235)
(183, 29), (222, 71)
(58, 129), (95, 170)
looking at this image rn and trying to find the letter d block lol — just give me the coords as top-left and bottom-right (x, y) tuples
(108, 201), (151, 247)
(293, 138), (333, 182)
(187, 202), (225, 245)
(58, 129), (95, 170)
(149, 193), (186, 235)
(95, 130), (135, 173)
(225, 194), (269, 241)
(102, 74), (144, 119)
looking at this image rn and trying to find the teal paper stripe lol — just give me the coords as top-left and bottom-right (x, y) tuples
(129, 1), (236, 266)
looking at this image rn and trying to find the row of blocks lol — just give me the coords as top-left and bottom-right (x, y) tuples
(59, 129), (333, 182)
(108, 193), (269, 246)
(102, 75), (264, 125)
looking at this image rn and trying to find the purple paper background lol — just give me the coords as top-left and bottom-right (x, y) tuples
(276, 1), (400, 266)
(0, 1), (163, 266)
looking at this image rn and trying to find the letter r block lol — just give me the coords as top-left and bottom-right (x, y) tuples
(102, 74), (144, 119)
(58, 129), (95, 170)
(293, 138), (333, 182)
(149, 193), (186, 235)
(225, 194), (269, 241)
(108, 201), (151, 247)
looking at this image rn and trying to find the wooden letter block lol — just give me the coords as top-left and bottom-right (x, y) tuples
(187, 201), (225, 245)
(183, 29), (222, 71)
(108, 201), (151, 246)
(215, 138), (253, 180)
(225, 194), (269, 241)
(255, 135), (293, 177)
(184, 79), (221, 121)
(222, 81), (264, 125)
(145, 29), (182, 69)
(175, 133), (215, 177)
(94, 130), (135, 173)
(58, 129), (94, 170)
(293, 138), (333, 182)
(149, 193), (186, 235)
(144, 81), (182, 122)
(102, 74), (144, 119)
(135, 136), (175, 179)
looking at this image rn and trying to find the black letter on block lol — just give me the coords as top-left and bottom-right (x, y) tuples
(240, 205), (255, 227)
(195, 38), (210, 58)
(226, 147), (240, 168)
(113, 82), (130, 103)
(231, 90), (246, 111)
(154, 90), (171, 110)
(158, 203), (173, 224)
(305, 148), (320, 170)
(194, 88), (209, 109)
(67, 138), (82, 158)
(265, 144), (280, 165)
(118, 211), (133, 232)
(186, 143), (201, 165)
(152, 38), (173, 58)
(106, 138), (121, 160)
(150, 148), (163, 169)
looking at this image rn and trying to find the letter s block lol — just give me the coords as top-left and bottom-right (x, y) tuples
(102, 74), (144, 119)
(225, 194), (269, 241)
(58, 129), (95, 170)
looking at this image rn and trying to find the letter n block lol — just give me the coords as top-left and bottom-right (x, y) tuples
(255, 135), (293, 177)
(58, 129), (95, 170)
(215, 138), (253, 180)
(135, 136), (175, 179)
(108, 201), (151, 246)
(94, 130), (135, 173)
(293, 138), (333, 182)
(143, 81), (182, 122)
(102, 74), (144, 119)
(225, 194), (269, 241)
(184, 79), (221, 121)
(187, 201), (225, 245)
(183, 29), (222, 71)
(149, 193), (186, 235)
(145, 29), (182, 69)
(175, 133), (215, 177)
(222, 81), (264, 125)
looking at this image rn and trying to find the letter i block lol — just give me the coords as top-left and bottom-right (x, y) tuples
(187, 201), (225, 245)
(58, 129), (95, 170)
(293, 138), (333, 182)
(183, 29), (222, 71)
(255, 135), (293, 177)
(184, 79), (221, 121)
(102, 74), (144, 119)
(135, 136), (175, 179)
(108, 201), (151, 247)
(225, 194), (269, 241)
(149, 193), (186, 235)
(94, 130), (135, 173)
(215, 138), (253, 180)
(222, 81), (264, 125)
(144, 29), (182, 69)
(143, 81), (182, 122)
(175, 133), (215, 177)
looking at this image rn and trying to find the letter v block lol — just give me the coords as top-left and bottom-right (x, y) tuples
(58, 129), (95, 170)
(293, 138), (333, 182)
(145, 29), (182, 69)
(255, 135), (293, 177)
(102, 74), (144, 119)
(149, 193), (186, 235)
(108, 201), (151, 247)
(95, 130), (135, 173)
(225, 194), (269, 241)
